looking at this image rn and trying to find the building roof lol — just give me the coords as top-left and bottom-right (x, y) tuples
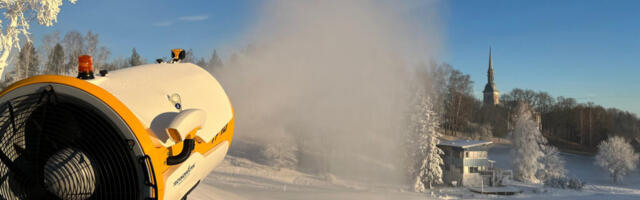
(438, 140), (493, 149)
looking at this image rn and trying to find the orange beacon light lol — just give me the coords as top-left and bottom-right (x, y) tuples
(77, 55), (95, 80)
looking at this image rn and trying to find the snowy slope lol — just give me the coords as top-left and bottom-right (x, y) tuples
(489, 144), (640, 199)
(190, 156), (431, 200)
(190, 144), (640, 200)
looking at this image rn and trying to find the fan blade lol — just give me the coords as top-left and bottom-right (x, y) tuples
(12, 143), (24, 156)
(0, 151), (42, 190)
(0, 150), (20, 178)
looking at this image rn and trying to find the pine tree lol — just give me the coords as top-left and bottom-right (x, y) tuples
(129, 48), (143, 67)
(16, 42), (39, 79)
(412, 95), (444, 192)
(206, 49), (223, 71)
(46, 43), (65, 74)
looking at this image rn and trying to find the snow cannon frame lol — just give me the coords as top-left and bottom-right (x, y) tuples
(0, 63), (234, 200)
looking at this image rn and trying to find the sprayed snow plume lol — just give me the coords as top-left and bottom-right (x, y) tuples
(213, 0), (443, 185)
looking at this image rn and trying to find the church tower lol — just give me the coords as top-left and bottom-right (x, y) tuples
(483, 47), (500, 106)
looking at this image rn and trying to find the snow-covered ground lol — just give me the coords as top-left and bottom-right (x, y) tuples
(190, 144), (640, 200)
(489, 144), (640, 200)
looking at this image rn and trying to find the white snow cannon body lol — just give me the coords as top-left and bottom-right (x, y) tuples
(0, 58), (234, 200)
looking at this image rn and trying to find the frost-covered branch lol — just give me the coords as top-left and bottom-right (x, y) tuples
(0, 0), (76, 77)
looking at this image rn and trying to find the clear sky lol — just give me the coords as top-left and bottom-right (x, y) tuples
(444, 0), (640, 115)
(28, 0), (640, 115)
(31, 0), (261, 60)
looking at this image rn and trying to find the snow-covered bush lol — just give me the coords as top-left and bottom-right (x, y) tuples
(262, 134), (298, 169)
(537, 145), (566, 181)
(595, 136), (639, 183)
(544, 176), (585, 190)
(408, 95), (444, 192)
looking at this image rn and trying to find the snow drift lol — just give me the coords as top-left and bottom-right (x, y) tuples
(212, 0), (443, 184)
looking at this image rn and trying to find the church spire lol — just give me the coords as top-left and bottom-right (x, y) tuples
(488, 47), (494, 83)
(483, 47), (499, 106)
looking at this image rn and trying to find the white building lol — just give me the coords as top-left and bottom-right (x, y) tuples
(438, 140), (495, 187)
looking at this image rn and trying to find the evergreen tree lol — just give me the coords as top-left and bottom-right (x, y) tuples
(196, 58), (207, 68)
(16, 42), (39, 79)
(46, 43), (65, 74)
(206, 49), (223, 71)
(411, 95), (444, 192)
(129, 48), (143, 67)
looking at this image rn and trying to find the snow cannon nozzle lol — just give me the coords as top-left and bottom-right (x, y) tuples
(77, 55), (94, 80)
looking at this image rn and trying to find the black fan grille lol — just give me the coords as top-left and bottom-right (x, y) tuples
(0, 89), (143, 199)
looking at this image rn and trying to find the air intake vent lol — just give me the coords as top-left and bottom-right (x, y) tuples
(0, 89), (142, 199)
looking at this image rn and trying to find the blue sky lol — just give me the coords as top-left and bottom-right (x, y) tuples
(28, 0), (640, 115)
(31, 0), (260, 60)
(444, 0), (640, 115)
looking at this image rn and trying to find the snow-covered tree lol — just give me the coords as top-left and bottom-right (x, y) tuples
(512, 102), (566, 183)
(62, 31), (83, 72)
(207, 49), (222, 71)
(511, 103), (545, 183)
(84, 30), (97, 57)
(537, 145), (566, 181)
(595, 136), (639, 183)
(0, 0), (77, 77)
(95, 46), (110, 71)
(45, 43), (64, 74)
(411, 95), (444, 192)
(16, 41), (38, 78)
(39, 30), (59, 69)
(112, 56), (129, 69)
(128, 48), (143, 67)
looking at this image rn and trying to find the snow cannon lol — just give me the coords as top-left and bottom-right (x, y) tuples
(0, 55), (234, 199)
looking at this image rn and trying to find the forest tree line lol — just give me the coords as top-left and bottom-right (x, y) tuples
(0, 30), (224, 88)
(418, 62), (640, 153)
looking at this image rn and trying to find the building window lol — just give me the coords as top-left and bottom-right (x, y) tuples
(465, 152), (469, 158)
(469, 167), (478, 173)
